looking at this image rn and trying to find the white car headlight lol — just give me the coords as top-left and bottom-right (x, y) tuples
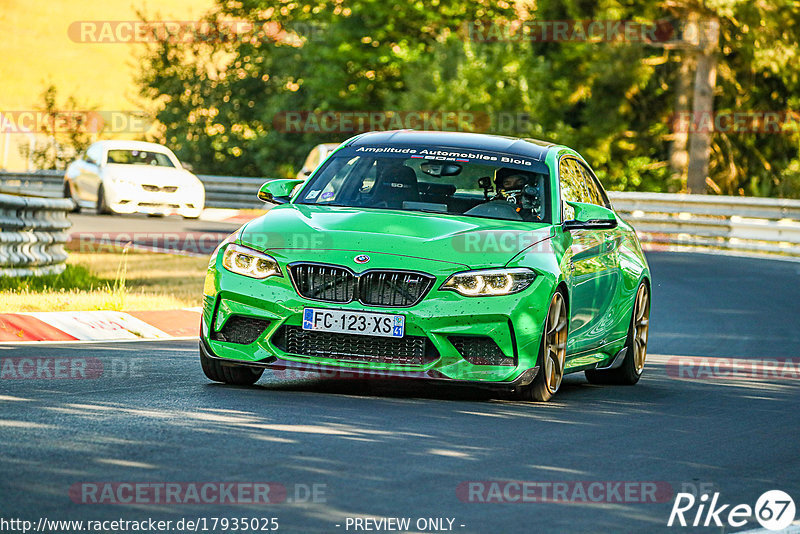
(222, 244), (282, 279)
(441, 268), (536, 296)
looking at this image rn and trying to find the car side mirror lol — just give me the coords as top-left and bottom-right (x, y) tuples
(562, 201), (618, 231)
(257, 179), (304, 204)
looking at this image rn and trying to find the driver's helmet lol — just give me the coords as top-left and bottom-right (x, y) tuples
(494, 168), (530, 197)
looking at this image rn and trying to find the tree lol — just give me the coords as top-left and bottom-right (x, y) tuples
(136, 0), (800, 197)
(137, 1), (516, 177)
(19, 85), (97, 170)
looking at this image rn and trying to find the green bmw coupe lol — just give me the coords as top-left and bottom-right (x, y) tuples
(200, 131), (651, 401)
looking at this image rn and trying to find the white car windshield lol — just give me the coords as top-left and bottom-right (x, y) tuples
(106, 149), (175, 168)
(297, 150), (551, 223)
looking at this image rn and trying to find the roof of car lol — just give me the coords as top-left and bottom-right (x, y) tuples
(346, 130), (557, 161)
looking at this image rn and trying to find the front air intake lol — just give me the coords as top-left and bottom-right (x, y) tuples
(272, 326), (439, 366)
(212, 315), (270, 345)
(449, 336), (514, 366)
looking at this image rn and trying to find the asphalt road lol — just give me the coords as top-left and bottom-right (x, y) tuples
(68, 213), (246, 255)
(1, 252), (799, 533)
(70, 213), (245, 234)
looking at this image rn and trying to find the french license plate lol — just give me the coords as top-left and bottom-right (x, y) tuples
(302, 308), (405, 338)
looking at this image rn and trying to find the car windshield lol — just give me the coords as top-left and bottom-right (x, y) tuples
(106, 149), (175, 168)
(297, 148), (551, 223)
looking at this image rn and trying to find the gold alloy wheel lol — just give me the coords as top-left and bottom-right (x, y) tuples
(543, 292), (568, 394)
(632, 284), (650, 374)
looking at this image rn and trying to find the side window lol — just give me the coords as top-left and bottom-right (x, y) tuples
(577, 164), (602, 206)
(577, 163), (611, 208)
(558, 158), (586, 204)
(301, 155), (362, 204)
(86, 144), (102, 165)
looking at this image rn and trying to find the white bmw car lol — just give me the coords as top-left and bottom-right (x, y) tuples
(64, 141), (205, 218)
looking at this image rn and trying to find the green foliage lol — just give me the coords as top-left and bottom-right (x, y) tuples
(19, 85), (97, 170)
(0, 264), (100, 291)
(137, 1), (516, 177)
(137, 0), (800, 197)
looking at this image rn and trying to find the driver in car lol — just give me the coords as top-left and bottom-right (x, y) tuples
(495, 171), (527, 198)
(492, 168), (543, 221)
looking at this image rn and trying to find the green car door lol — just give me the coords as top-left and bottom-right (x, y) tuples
(557, 154), (621, 356)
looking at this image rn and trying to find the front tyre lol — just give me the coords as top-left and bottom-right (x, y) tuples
(64, 181), (81, 213)
(96, 184), (113, 215)
(200, 347), (263, 386)
(519, 290), (568, 402)
(585, 281), (650, 385)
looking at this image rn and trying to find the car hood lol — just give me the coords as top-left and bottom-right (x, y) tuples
(239, 204), (553, 270)
(103, 165), (201, 187)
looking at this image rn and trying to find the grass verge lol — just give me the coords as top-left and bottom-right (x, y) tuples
(0, 251), (209, 312)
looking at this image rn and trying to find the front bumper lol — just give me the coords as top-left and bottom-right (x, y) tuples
(201, 338), (539, 390)
(106, 183), (204, 217)
(201, 253), (554, 385)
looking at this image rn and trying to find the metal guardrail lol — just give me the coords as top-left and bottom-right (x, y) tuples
(0, 170), (270, 208)
(608, 191), (800, 258)
(196, 175), (271, 209)
(0, 193), (74, 277)
(0, 170), (64, 198)
(1, 171), (800, 259)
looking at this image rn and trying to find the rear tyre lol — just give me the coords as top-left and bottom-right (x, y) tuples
(518, 290), (568, 402)
(200, 347), (263, 386)
(96, 185), (113, 215)
(64, 181), (81, 213)
(585, 281), (650, 385)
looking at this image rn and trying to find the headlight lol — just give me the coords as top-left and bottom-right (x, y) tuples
(222, 243), (282, 279)
(441, 268), (536, 296)
(210, 229), (240, 263)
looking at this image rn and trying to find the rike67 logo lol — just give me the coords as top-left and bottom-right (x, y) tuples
(668, 490), (795, 531)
